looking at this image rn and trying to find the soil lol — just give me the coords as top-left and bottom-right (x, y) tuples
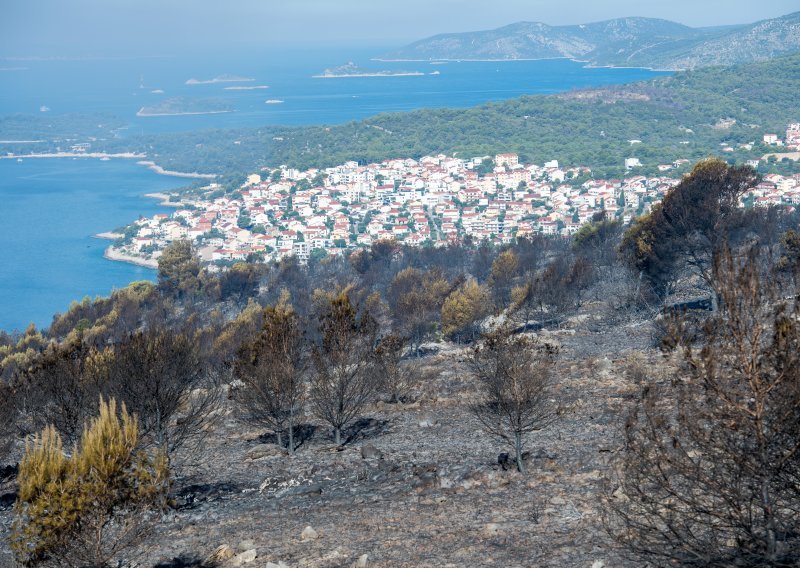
(0, 305), (661, 568)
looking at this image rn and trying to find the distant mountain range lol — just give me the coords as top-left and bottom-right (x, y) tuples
(379, 12), (800, 70)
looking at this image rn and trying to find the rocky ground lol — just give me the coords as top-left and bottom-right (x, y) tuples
(0, 306), (663, 568)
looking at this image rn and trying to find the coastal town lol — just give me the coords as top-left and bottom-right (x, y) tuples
(107, 123), (800, 268)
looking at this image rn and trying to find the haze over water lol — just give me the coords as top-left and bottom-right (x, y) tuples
(0, 48), (670, 133)
(0, 47), (670, 331)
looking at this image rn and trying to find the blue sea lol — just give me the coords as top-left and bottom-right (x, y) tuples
(0, 47), (670, 331)
(0, 159), (181, 331)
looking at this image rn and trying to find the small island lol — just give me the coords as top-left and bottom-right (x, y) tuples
(185, 74), (255, 85)
(313, 62), (424, 78)
(223, 85), (269, 90)
(136, 97), (233, 117)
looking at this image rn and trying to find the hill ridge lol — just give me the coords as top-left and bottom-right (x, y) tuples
(379, 12), (800, 69)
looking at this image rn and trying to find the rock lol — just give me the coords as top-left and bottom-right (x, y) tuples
(534, 448), (557, 460)
(245, 443), (284, 460)
(361, 443), (383, 460)
(482, 523), (502, 537)
(275, 483), (325, 499)
(300, 525), (319, 541)
(550, 496), (567, 505)
(266, 562), (290, 568)
(591, 562), (605, 568)
(351, 554), (369, 567)
(418, 413), (438, 427)
(419, 494), (447, 505)
(236, 539), (256, 553)
(207, 544), (235, 563)
(229, 549), (257, 566)
(497, 452), (511, 470)
(412, 470), (439, 491)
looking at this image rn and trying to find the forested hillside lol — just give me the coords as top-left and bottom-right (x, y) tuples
(1, 161), (800, 566)
(105, 54), (800, 178)
(381, 12), (800, 70)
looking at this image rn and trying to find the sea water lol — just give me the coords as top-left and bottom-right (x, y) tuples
(0, 47), (670, 330)
(0, 47), (670, 133)
(0, 159), (181, 331)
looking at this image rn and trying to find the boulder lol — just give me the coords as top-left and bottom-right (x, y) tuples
(236, 539), (256, 553)
(229, 549), (257, 567)
(300, 525), (319, 541)
(360, 444), (383, 460)
(418, 413), (438, 428)
(351, 554), (369, 568)
(497, 452), (511, 470)
(245, 444), (284, 460)
(207, 544), (235, 563)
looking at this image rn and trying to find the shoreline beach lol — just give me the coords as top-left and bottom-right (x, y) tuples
(94, 231), (123, 240)
(103, 246), (158, 269)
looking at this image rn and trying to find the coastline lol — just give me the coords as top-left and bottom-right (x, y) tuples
(136, 108), (233, 117)
(313, 72), (425, 78)
(581, 62), (681, 72)
(372, 56), (680, 72)
(137, 160), (216, 180)
(1, 152), (215, 182)
(372, 56), (573, 63)
(0, 152), (145, 160)
(94, 231), (123, 240)
(144, 192), (184, 207)
(103, 246), (158, 269)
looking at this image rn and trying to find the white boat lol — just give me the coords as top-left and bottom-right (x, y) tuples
(265, 99), (284, 104)
(16, 158), (22, 162)
(39, 105), (50, 112)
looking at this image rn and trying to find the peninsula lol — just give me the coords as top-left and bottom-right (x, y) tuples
(136, 160), (217, 180)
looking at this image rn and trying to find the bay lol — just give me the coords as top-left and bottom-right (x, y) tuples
(0, 159), (181, 331)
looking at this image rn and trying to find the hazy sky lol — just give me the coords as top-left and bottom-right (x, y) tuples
(2, 0), (798, 56)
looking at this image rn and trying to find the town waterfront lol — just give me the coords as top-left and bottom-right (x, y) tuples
(0, 48), (670, 331)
